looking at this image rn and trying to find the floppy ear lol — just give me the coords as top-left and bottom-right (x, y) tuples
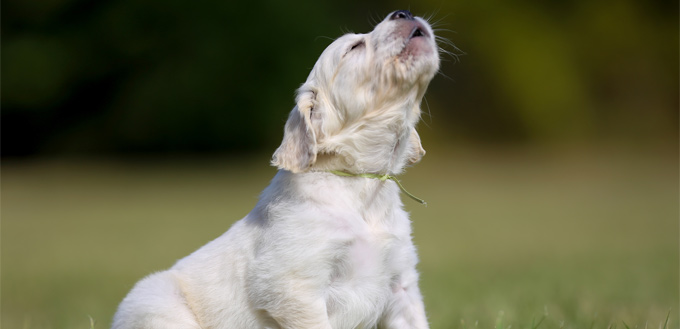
(271, 90), (318, 173)
(407, 129), (426, 165)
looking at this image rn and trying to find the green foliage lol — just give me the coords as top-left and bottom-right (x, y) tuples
(3, 0), (677, 156)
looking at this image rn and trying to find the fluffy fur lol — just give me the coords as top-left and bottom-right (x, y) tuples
(112, 10), (440, 329)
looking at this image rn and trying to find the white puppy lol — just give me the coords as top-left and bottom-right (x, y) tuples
(112, 10), (440, 329)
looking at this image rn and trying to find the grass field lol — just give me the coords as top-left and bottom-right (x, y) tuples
(2, 146), (678, 329)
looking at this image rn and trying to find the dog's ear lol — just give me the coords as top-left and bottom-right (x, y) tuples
(407, 129), (426, 165)
(271, 89), (319, 173)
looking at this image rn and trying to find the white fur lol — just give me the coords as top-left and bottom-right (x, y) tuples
(112, 10), (439, 329)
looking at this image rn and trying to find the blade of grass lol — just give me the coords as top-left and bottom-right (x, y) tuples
(495, 311), (505, 329)
(662, 309), (670, 329)
(531, 315), (546, 329)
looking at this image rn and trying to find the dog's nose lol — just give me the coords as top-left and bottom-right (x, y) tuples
(390, 10), (414, 21)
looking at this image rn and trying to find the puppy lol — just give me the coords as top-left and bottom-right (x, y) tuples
(112, 9), (440, 329)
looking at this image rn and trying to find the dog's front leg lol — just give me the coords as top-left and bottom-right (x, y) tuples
(247, 242), (335, 328)
(250, 276), (334, 329)
(380, 268), (429, 329)
(259, 288), (333, 329)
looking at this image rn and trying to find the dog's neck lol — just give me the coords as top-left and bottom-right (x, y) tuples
(327, 170), (426, 205)
(311, 126), (415, 175)
(255, 169), (407, 219)
(310, 96), (423, 175)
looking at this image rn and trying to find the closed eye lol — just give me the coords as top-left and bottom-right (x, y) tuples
(349, 40), (365, 51)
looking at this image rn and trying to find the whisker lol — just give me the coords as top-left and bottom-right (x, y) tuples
(433, 28), (458, 35)
(368, 11), (382, 27)
(339, 26), (356, 35)
(436, 69), (456, 83)
(423, 8), (441, 24)
(436, 40), (459, 58)
(421, 96), (434, 127)
(429, 13), (451, 29)
(314, 35), (337, 43)
(436, 39), (463, 54)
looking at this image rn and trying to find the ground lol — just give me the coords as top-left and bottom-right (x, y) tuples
(2, 146), (677, 329)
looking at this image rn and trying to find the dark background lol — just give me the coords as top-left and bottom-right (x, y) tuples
(4, 0), (678, 157)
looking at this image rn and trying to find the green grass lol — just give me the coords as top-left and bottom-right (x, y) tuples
(2, 147), (678, 328)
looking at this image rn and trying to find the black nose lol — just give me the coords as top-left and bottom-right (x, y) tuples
(390, 10), (414, 21)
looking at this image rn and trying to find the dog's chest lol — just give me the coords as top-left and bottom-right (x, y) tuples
(325, 211), (413, 326)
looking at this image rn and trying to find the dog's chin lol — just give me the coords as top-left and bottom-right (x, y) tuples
(390, 25), (439, 85)
(388, 53), (438, 91)
(399, 36), (432, 60)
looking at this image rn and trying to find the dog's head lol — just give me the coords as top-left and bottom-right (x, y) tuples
(272, 10), (440, 174)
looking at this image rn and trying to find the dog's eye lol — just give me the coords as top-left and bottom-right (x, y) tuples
(349, 41), (365, 51)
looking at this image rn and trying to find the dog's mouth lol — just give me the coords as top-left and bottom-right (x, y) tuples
(410, 26), (427, 39)
(397, 22), (434, 60)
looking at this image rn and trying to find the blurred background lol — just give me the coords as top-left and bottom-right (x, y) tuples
(2, 0), (678, 328)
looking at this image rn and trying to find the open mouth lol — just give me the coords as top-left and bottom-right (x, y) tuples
(394, 19), (436, 61)
(410, 26), (427, 39)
